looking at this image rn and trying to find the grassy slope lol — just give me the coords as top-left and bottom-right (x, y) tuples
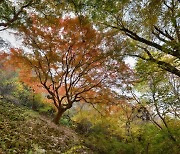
(0, 100), (93, 154)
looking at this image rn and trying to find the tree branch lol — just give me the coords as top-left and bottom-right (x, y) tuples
(0, 0), (33, 28)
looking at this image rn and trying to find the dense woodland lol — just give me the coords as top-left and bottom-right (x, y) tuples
(0, 0), (179, 153)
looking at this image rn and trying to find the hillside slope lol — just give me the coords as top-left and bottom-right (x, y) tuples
(0, 100), (93, 154)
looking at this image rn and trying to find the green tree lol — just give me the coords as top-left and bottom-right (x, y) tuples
(134, 59), (180, 143)
(67, 0), (180, 77)
(0, 0), (35, 30)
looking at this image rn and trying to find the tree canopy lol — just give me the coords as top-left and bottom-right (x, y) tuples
(66, 0), (180, 77)
(9, 15), (133, 124)
(0, 1), (179, 153)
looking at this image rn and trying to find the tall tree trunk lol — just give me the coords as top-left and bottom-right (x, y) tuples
(53, 109), (65, 124)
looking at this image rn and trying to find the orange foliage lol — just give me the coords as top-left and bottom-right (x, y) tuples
(9, 15), (134, 122)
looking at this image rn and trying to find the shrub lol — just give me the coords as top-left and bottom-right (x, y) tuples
(76, 118), (93, 134)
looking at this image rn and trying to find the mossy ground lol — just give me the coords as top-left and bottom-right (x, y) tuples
(0, 100), (92, 154)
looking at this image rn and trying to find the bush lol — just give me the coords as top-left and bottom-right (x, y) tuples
(12, 83), (55, 117)
(76, 118), (93, 134)
(84, 124), (135, 154)
(38, 105), (55, 117)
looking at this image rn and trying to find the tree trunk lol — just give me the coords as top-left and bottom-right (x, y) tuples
(145, 143), (150, 154)
(53, 109), (65, 124)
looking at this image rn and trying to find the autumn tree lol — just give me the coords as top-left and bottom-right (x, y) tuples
(10, 16), (132, 124)
(66, 0), (180, 77)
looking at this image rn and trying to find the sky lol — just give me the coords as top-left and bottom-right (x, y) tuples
(0, 30), (22, 48)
